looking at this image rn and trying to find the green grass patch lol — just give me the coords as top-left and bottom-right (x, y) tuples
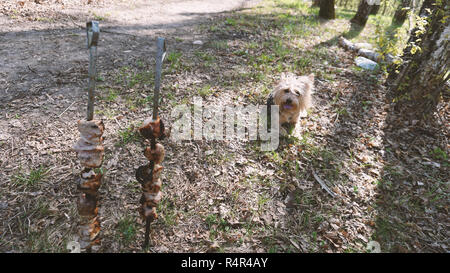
(13, 166), (48, 188)
(198, 84), (215, 97)
(117, 216), (137, 246)
(116, 125), (140, 147)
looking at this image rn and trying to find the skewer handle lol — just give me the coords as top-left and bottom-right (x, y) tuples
(152, 37), (166, 119)
(86, 21), (100, 121)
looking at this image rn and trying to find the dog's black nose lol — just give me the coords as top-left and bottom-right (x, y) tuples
(286, 98), (292, 104)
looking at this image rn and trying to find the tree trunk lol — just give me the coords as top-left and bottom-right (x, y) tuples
(388, 0), (449, 114)
(382, 0), (387, 15)
(319, 0), (336, 19)
(370, 4), (380, 15)
(392, 0), (413, 25)
(351, 0), (374, 26)
(344, 0), (349, 9)
(312, 0), (321, 7)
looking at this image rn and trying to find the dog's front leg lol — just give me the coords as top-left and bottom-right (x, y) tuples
(281, 122), (294, 136)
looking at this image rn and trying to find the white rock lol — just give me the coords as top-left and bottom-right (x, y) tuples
(355, 56), (379, 70)
(193, 40), (203, 45)
(366, 241), (381, 253)
(355, 42), (373, 50)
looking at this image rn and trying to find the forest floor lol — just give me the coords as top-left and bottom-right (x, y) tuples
(0, 0), (448, 253)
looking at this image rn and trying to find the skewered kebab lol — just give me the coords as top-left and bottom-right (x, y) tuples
(136, 38), (167, 248)
(136, 117), (166, 247)
(73, 120), (104, 251)
(72, 21), (103, 252)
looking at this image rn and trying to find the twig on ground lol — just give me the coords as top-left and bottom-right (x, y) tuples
(312, 169), (336, 198)
(58, 101), (76, 118)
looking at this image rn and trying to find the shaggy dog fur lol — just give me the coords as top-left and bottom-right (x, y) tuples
(267, 72), (314, 135)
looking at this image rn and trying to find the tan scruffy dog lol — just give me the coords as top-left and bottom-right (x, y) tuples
(267, 72), (314, 135)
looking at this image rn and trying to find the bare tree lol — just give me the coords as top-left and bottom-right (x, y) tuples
(319, 0), (336, 19)
(382, 0), (388, 15)
(343, 0), (350, 9)
(388, 0), (449, 114)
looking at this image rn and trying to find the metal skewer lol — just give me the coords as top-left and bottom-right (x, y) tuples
(143, 37), (166, 249)
(152, 37), (167, 123)
(86, 21), (99, 121)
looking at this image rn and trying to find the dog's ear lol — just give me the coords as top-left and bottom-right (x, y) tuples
(302, 73), (314, 92)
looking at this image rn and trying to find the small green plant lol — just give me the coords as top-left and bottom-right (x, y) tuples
(198, 84), (214, 97)
(194, 51), (216, 66)
(117, 126), (140, 146)
(205, 214), (231, 240)
(125, 180), (140, 193)
(163, 210), (178, 227)
(13, 166), (48, 187)
(336, 107), (349, 116)
(129, 71), (153, 87)
(361, 100), (372, 110)
(95, 108), (118, 119)
(209, 25), (218, 32)
(430, 147), (447, 161)
(36, 17), (54, 22)
(225, 18), (237, 26)
(167, 51), (183, 71)
(205, 214), (218, 228)
(26, 230), (54, 252)
(257, 194), (270, 211)
(117, 216), (137, 246)
(106, 89), (119, 102)
(92, 12), (107, 21)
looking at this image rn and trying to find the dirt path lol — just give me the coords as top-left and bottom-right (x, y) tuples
(0, 0), (260, 103)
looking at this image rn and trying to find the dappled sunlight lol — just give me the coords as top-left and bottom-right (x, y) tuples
(0, 0), (447, 253)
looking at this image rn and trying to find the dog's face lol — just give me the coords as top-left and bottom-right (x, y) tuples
(272, 73), (314, 114)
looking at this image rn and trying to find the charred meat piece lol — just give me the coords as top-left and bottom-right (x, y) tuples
(139, 205), (158, 220)
(139, 117), (165, 140)
(79, 216), (101, 249)
(74, 149), (104, 168)
(136, 164), (163, 185)
(73, 120), (104, 168)
(78, 120), (104, 139)
(144, 143), (165, 164)
(142, 179), (162, 193)
(77, 192), (98, 217)
(78, 169), (102, 195)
